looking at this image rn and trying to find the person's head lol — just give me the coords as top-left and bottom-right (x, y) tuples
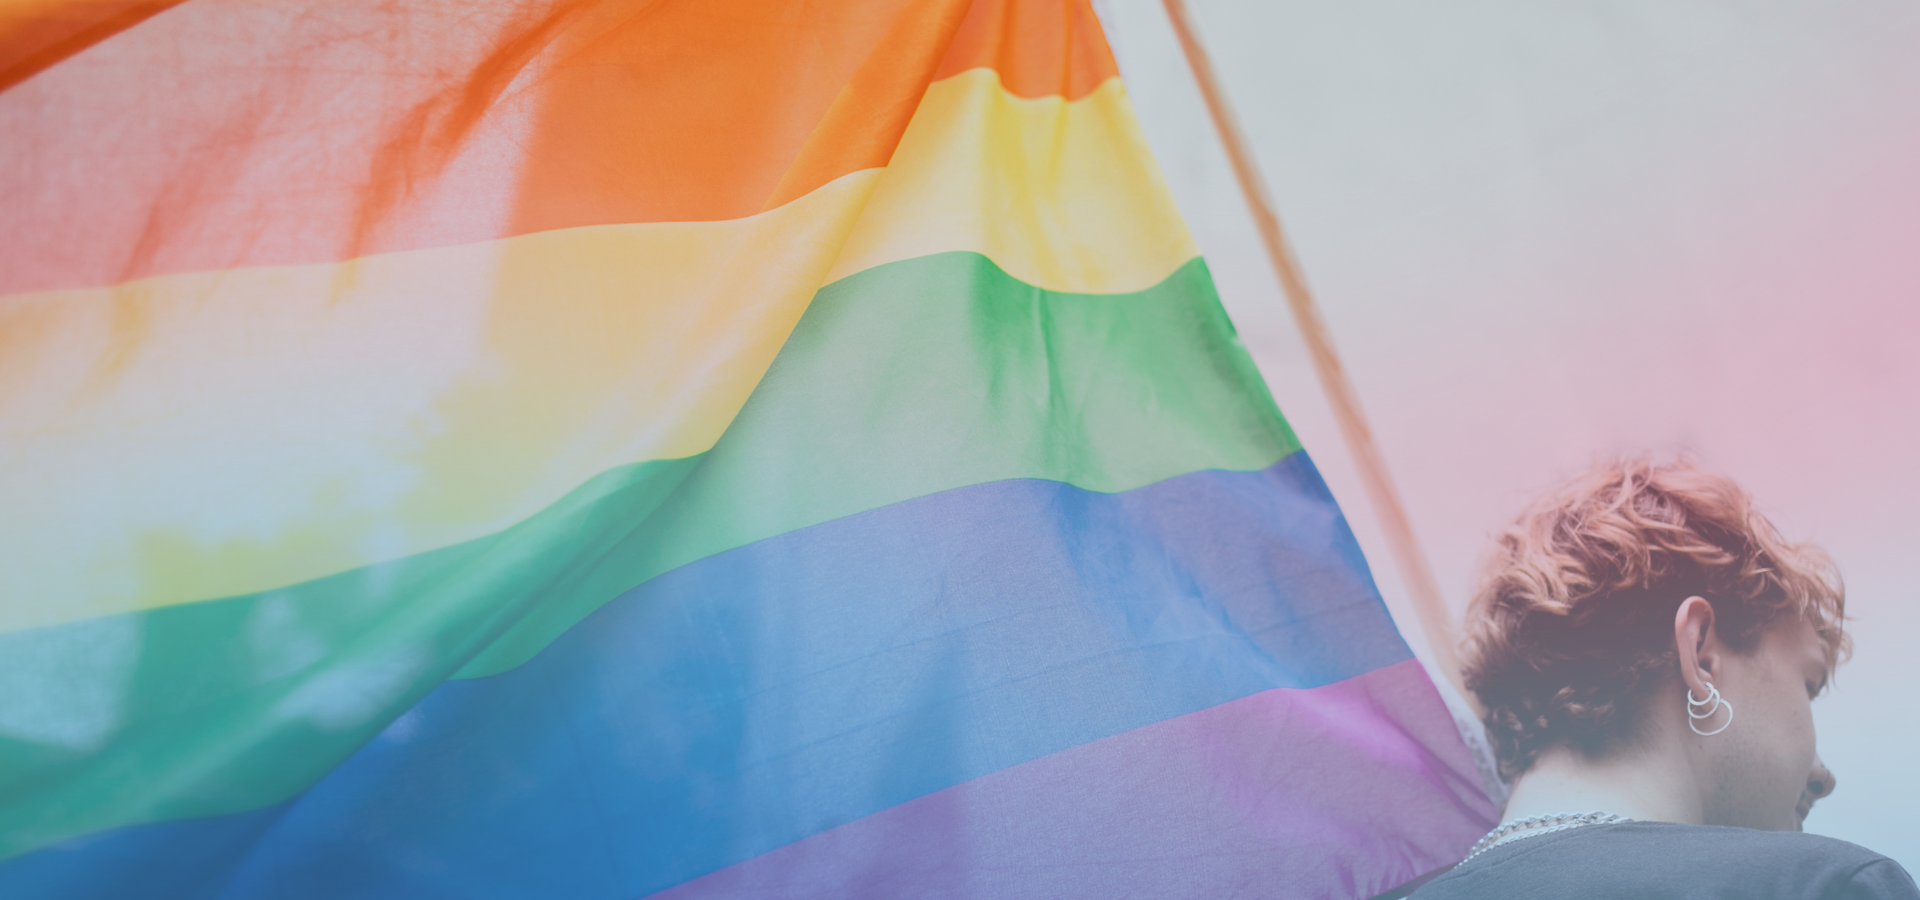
(1462, 458), (1848, 830)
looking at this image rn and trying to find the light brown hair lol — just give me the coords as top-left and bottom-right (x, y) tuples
(1462, 458), (1848, 778)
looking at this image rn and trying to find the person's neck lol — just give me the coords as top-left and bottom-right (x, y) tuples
(1500, 739), (1705, 826)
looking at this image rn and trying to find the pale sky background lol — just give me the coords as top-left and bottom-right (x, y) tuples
(1096, 0), (1920, 870)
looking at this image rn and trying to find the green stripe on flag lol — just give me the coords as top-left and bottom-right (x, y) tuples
(0, 251), (1297, 860)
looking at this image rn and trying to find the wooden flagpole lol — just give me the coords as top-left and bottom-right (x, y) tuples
(1159, 0), (1478, 713)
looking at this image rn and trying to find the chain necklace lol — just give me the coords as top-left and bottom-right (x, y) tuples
(1460, 811), (1631, 864)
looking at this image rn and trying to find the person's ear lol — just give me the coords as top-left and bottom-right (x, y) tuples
(1674, 595), (1720, 697)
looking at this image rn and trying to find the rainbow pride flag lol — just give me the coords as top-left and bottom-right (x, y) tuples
(0, 1), (1495, 896)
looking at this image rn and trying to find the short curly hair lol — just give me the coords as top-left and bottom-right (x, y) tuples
(1462, 458), (1848, 779)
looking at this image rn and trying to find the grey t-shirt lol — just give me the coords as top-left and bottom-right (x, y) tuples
(1410, 821), (1920, 900)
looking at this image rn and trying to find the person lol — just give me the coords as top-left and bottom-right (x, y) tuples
(1411, 459), (1918, 898)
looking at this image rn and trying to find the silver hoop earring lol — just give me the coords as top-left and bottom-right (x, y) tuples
(1687, 682), (1734, 736)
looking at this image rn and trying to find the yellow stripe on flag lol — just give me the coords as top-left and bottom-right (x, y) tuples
(830, 71), (1197, 292)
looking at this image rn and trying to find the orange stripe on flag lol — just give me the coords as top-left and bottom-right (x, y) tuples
(936, 0), (1118, 100)
(0, 0), (184, 93)
(0, 0), (1122, 294)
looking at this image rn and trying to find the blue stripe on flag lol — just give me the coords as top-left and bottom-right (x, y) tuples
(1, 452), (1409, 900)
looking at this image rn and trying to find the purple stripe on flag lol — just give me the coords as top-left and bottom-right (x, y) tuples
(650, 659), (1495, 900)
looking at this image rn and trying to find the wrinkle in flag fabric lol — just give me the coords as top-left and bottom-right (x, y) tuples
(0, 1), (1497, 898)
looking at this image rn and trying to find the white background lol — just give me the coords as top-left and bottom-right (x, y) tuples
(1097, 0), (1920, 870)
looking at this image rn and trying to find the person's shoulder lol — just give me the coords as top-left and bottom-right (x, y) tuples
(1486, 820), (1891, 863)
(1565, 821), (1914, 887)
(1411, 822), (1919, 900)
(1662, 822), (1888, 861)
(1841, 858), (1920, 900)
(1665, 822), (1919, 892)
